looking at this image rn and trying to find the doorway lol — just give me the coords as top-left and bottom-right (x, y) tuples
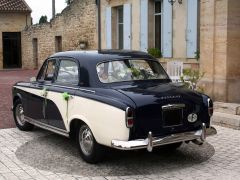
(2, 32), (22, 68)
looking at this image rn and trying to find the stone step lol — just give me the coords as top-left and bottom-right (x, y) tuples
(212, 112), (240, 130)
(214, 102), (240, 115)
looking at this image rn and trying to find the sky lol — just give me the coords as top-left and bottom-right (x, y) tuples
(25, 0), (67, 24)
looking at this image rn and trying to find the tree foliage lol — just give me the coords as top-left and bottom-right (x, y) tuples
(65, 0), (73, 5)
(39, 15), (48, 24)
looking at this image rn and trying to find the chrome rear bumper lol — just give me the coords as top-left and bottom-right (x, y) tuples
(111, 123), (217, 152)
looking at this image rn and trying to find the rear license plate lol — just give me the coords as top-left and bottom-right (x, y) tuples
(162, 109), (183, 127)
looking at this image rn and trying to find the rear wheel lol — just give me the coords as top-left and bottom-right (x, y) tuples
(13, 99), (34, 131)
(76, 124), (104, 163)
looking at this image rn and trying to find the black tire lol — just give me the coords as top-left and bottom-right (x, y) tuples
(76, 124), (104, 163)
(13, 99), (34, 131)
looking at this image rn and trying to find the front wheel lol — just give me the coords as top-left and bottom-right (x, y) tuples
(13, 99), (34, 131)
(76, 124), (104, 163)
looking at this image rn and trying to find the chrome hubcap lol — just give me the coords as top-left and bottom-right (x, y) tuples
(79, 126), (94, 156)
(16, 104), (25, 126)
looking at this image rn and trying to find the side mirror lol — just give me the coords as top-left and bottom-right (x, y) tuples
(30, 77), (36, 82)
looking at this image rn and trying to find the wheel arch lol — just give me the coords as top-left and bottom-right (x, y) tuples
(68, 117), (93, 140)
(13, 93), (23, 104)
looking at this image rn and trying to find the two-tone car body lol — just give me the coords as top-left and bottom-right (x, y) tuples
(12, 50), (217, 163)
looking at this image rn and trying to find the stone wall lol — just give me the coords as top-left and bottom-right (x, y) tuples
(22, 0), (97, 69)
(0, 12), (31, 69)
(200, 0), (240, 103)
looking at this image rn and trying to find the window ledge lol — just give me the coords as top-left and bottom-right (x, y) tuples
(157, 58), (200, 64)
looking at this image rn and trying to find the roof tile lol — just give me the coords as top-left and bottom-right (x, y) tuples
(0, 0), (31, 12)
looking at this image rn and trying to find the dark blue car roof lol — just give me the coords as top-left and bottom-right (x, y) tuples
(49, 50), (161, 88)
(50, 50), (155, 63)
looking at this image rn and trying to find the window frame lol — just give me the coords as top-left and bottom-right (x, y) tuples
(54, 58), (80, 86)
(36, 58), (57, 83)
(96, 58), (170, 84)
(154, 0), (163, 51)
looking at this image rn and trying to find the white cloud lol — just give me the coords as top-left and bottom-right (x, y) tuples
(25, 0), (67, 24)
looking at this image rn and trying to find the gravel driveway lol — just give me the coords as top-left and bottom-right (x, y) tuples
(0, 126), (239, 179)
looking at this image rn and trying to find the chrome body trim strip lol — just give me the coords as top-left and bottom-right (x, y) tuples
(51, 84), (96, 93)
(111, 123), (217, 152)
(78, 88), (96, 94)
(162, 104), (186, 110)
(24, 116), (69, 137)
(51, 84), (79, 90)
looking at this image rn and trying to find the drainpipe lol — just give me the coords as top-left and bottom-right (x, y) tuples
(52, 0), (56, 19)
(97, 0), (101, 52)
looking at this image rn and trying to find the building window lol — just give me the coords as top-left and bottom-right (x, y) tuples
(117, 6), (124, 49)
(55, 36), (62, 52)
(154, 1), (162, 50)
(32, 38), (38, 69)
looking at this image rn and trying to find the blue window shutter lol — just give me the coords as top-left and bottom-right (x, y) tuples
(187, 0), (198, 58)
(140, 0), (148, 52)
(163, 0), (173, 58)
(123, 4), (132, 49)
(105, 7), (112, 49)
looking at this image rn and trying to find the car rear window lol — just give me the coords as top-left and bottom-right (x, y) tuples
(96, 59), (169, 83)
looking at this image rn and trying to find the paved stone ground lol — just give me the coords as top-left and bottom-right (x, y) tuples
(0, 126), (239, 179)
(0, 70), (37, 129)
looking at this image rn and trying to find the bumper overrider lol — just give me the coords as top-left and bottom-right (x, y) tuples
(111, 123), (217, 152)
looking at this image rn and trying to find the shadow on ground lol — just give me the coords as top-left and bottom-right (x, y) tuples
(16, 133), (215, 176)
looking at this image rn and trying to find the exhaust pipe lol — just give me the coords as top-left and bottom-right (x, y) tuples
(192, 139), (204, 145)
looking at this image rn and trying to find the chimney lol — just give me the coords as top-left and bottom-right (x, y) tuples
(52, 0), (56, 19)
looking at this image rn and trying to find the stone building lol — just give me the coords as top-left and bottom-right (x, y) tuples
(101, 0), (200, 70)
(21, 0), (97, 69)
(100, 0), (240, 103)
(200, 0), (240, 103)
(0, 0), (31, 69)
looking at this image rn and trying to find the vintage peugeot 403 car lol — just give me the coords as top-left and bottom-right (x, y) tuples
(12, 50), (217, 163)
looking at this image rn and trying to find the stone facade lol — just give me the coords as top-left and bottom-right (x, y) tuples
(21, 0), (97, 69)
(101, 0), (199, 66)
(0, 12), (31, 69)
(200, 0), (240, 103)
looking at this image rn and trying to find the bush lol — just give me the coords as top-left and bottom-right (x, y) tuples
(147, 48), (162, 58)
(180, 69), (205, 92)
(195, 50), (200, 61)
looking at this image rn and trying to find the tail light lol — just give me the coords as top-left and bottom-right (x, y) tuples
(207, 98), (213, 117)
(126, 107), (134, 128)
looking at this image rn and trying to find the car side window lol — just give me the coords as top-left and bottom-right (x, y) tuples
(56, 59), (79, 85)
(37, 59), (56, 82)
